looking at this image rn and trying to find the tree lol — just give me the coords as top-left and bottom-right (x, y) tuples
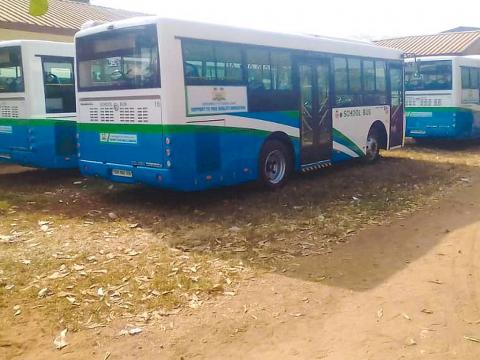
(29, 0), (48, 16)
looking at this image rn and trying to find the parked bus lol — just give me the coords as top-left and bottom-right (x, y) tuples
(0, 40), (77, 168)
(405, 55), (480, 139)
(75, 17), (404, 191)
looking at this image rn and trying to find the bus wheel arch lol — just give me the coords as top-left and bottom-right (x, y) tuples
(258, 132), (294, 189)
(365, 121), (387, 163)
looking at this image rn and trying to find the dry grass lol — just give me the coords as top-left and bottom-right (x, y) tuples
(0, 215), (246, 331)
(1, 142), (480, 332)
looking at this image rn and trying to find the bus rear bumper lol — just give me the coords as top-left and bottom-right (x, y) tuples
(79, 159), (258, 191)
(80, 159), (168, 183)
(0, 148), (77, 169)
(406, 110), (479, 139)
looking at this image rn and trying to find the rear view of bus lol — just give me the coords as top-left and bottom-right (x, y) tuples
(0, 41), (77, 168)
(75, 19), (164, 186)
(405, 56), (480, 139)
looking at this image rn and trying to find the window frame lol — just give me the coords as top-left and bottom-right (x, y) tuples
(180, 37), (398, 110)
(332, 55), (390, 107)
(41, 55), (76, 114)
(182, 39), (246, 86)
(461, 66), (480, 90)
(76, 24), (161, 92)
(0, 45), (25, 94)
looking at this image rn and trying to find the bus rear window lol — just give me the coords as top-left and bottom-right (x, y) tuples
(0, 46), (24, 93)
(76, 25), (160, 91)
(405, 60), (452, 91)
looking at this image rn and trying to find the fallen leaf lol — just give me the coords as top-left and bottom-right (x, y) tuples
(54, 329), (68, 350)
(289, 313), (304, 317)
(97, 288), (105, 297)
(405, 338), (417, 346)
(73, 264), (85, 271)
(464, 335), (480, 343)
(38, 288), (53, 298)
(108, 212), (118, 220)
(377, 308), (384, 319)
(128, 328), (143, 335)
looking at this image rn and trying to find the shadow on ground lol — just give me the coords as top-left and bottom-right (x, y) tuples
(1, 143), (480, 293)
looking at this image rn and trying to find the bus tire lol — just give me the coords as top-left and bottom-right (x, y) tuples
(364, 129), (380, 163)
(258, 139), (291, 189)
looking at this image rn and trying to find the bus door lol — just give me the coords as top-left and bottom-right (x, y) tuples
(298, 58), (332, 165)
(388, 63), (404, 148)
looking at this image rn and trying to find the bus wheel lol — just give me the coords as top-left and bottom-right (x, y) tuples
(259, 140), (291, 189)
(364, 131), (380, 163)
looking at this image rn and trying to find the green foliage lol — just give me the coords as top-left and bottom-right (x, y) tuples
(29, 0), (48, 16)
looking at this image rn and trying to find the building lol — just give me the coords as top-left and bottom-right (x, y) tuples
(375, 29), (480, 57)
(0, 0), (145, 42)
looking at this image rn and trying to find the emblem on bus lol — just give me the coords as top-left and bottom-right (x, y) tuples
(212, 87), (226, 101)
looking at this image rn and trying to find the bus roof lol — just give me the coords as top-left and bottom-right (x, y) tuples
(405, 55), (480, 67)
(0, 40), (73, 49)
(75, 16), (403, 60)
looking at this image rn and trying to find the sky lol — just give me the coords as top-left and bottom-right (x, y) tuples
(91, 0), (478, 41)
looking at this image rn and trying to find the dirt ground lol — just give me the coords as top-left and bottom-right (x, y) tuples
(2, 142), (480, 359)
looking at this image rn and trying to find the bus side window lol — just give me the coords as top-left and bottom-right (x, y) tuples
(246, 48), (271, 90)
(471, 68), (479, 89)
(183, 41), (215, 82)
(333, 57), (352, 107)
(245, 48), (295, 112)
(461, 67), (470, 89)
(271, 50), (292, 90)
(42, 58), (76, 114)
(348, 58), (362, 106)
(374, 60), (387, 105)
(362, 59), (375, 105)
(389, 65), (403, 107)
(215, 45), (243, 82)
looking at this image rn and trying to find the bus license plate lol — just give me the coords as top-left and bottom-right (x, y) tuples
(112, 169), (133, 178)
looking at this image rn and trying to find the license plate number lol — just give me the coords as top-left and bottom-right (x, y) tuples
(112, 169), (133, 178)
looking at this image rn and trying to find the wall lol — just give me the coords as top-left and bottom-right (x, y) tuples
(0, 28), (73, 42)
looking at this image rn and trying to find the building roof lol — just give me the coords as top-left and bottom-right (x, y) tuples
(375, 31), (480, 56)
(442, 26), (480, 33)
(0, 0), (145, 36)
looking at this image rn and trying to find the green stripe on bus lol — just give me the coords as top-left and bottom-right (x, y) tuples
(332, 128), (364, 157)
(0, 118), (75, 126)
(78, 122), (300, 138)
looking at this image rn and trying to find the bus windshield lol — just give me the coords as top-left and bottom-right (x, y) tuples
(0, 46), (24, 93)
(405, 60), (452, 91)
(76, 24), (160, 91)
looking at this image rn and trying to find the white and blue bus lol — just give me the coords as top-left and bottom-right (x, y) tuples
(405, 55), (480, 139)
(0, 40), (77, 168)
(75, 17), (404, 191)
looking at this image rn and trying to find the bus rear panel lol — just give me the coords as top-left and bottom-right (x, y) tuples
(0, 42), (77, 169)
(405, 57), (480, 140)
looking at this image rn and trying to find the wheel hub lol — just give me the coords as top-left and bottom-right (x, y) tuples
(265, 150), (286, 184)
